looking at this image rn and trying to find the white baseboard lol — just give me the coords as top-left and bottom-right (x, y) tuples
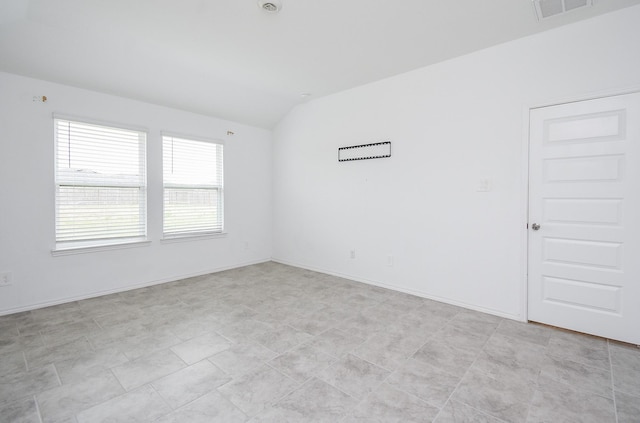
(3, 257), (524, 323)
(272, 257), (523, 322)
(0, 258), (271, 316)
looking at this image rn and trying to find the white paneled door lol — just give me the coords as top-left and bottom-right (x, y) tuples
(528, 92), (640, 345)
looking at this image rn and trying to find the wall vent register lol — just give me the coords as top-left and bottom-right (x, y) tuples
(338, 141), (391, 162)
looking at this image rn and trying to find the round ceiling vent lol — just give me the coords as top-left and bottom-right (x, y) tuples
(258, 0), (282, 13)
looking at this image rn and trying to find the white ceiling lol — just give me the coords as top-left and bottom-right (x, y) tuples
(1, 0), (639, 129)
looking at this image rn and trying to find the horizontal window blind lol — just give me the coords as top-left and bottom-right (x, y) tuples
(163, 135), (223, 236)
(55, 119), (147, 246)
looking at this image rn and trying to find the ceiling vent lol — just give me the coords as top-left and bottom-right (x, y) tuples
(533, 0), (594, 20)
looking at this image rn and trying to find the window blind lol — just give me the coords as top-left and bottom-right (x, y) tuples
(162, 135), (224, 237)
(54, 119), (147, 246)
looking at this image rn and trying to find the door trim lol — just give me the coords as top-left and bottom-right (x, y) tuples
(520, 85), (640, 323)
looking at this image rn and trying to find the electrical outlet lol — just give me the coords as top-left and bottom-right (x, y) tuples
(0, 272), (12, 287)
(350, 250), (356, 259)
(244, 241), (249, 250)
(387, 255), (394, 267)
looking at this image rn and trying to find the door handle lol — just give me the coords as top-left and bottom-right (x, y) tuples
(531, 223), (541, 231)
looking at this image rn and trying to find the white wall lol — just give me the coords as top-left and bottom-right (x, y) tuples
(272, 6), (640, 319)
(0, 72), (273, 315)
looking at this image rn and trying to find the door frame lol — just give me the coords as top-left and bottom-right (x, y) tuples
(519, 85), (640, 323)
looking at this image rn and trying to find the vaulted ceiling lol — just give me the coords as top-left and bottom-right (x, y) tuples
(1, 0), (639, 128)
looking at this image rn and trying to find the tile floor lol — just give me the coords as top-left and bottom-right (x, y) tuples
(1, 262), (639, 422)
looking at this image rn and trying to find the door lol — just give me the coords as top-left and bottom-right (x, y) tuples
(528, 92), (640, 345)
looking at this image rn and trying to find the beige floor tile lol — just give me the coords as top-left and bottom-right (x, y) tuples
(528, 374), (615, 423)
(36, 370), (124, 423)
(217, 364), (299, 416)
(152, 360), (231, 409)
(0, 364), (60, 403)
(156, 389), (248, 423)
(0, 263), (623, 422)
(471, 332), (547, 382)
(0, 350), (27, 376)
(453, 367), (533, 423)
(306, 328), (365, 358)
(111, 349), (186, 391)
(615, 391), (640, 423)
(386, 358), (460, 408)
(346, 382), (439, 422)
(0, 396), (41, 423)
(546, 330), (610, 370)
(317, 354), (390, 400)
(25, 338), (93, 369)
(434, 400), (504, 423)
(612, 364), (640, 397)
(253, 378), (356, 422)
(54, 347), (129, 384)
(269, 343), (337, 382)
(539, 355), (612, 398)
(209, 340), (278, 377)
(412, 337), (477, 378)
(76, 384), (171, 422)
(170, 331), (231, 364)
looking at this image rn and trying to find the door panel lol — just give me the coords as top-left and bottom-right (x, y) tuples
(528, 92), (640, 344)
(543, 238), (622, 269)
(541, 276), (621, 314)
(545, 109), (626, 143)
(544, 155), (624, 183)
(543, 198), (622, 226)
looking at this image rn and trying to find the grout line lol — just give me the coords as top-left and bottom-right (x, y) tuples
(349, 331), (445, 411)
(544, 350), (611, 372)
(264, 361), (303, 387)
(311, 371), (365, 421)
(109, 367), (127, 393)
(518, 324), (547, 423)
(148, 383), (173, 414)
(22, 350), (29, 372)
(51, 362), (63, 387)
(232, 363), (311, 418)
(4, 263), (631, 422)
(608, 340), (620, 423)
(91, 317), (106, 331)
(522, 368), (541, 423)
(375, 362), (439, 410)
(33, 394), (44, 423)
(432, 322), (506, 422)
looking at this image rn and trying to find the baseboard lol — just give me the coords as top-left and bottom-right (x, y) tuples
(0, 258), (272, 316)
(3, 257), (524, 322)
(272, 257), (523, 321)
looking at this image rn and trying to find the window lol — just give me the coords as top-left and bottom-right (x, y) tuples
(162, 135), (224, 237)
(54, 118), (147, 249)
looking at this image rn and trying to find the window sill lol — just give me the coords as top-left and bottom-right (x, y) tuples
(161, 232), (228, 244)
(52, 239), (151, 256)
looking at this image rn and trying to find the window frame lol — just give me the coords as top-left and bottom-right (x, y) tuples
(161, 133), (225, 239)
(52, 115), (148, 252)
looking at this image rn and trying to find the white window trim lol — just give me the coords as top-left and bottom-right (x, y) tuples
(161, 132), (225, 239)
(160, 131), (225, 147)
(51, 239), (151, 256)
(53, 115), (149, 251)
(160, 232), (228, 243)
(52, 113), (149, 134)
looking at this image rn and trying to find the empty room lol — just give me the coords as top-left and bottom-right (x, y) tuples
(1, 0), (639, 422)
